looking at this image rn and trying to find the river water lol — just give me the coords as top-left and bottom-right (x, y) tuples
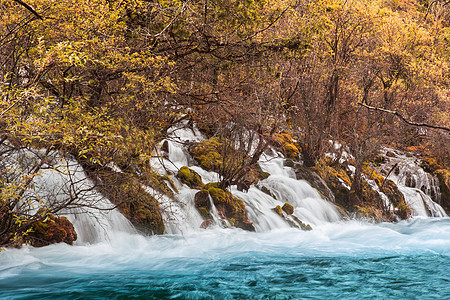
(1, 217), (449, 299)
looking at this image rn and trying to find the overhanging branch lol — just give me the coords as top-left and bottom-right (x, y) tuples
(358, 102), (450, 132)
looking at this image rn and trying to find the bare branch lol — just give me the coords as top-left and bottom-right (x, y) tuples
(358, 102), (450, 132)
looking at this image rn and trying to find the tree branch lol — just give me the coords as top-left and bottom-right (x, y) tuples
(13, 0), (43, 20)
(358, 102), (450, 132)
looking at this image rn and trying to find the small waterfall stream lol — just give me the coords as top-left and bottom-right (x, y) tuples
(379, 148), (447, 218)
(29, 156), (135, 244)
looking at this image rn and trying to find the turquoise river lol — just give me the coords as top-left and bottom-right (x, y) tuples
(1, 218), (450, 299)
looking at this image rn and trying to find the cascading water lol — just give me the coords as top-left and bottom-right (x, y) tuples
(378, 148), (447, 218)
(151, 126), (343, 233)
(35, 158), (136, 244)
(2, 145), (135, 245)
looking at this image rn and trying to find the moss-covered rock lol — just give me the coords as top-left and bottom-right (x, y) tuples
(195, 184), (255, 231)
(282, 203), (294, 215)
(272, 204), (312, 230)
(287, 215), (312, 231)
(312, 160), (352, 209)
(294, 165), (336, 203)
(208, 186), (228, 204)
(273, 132), (300, 159)
(189, 137), (270, 189)
(189, 137), (223, 172)
(421, 156), (440, 173)
(140, 171), (177, 198)
(85, 166), (165, 234)
(177, 166), (204, 189)
(353, 205), (387, 223)
(363, 163), (411, 220)
(25, 215), (77, 247)
(273, 205), (283, 217)
(312, 157), (409, 221)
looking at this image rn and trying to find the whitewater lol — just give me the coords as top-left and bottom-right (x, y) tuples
(1, 218), (450, 299)
(1, 127), (449, 299)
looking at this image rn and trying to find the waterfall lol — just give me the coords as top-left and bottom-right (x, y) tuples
(249, 155), (342, 227)
(34, 158), (136, 244)
(154, 126), (343, 233)
(379, 148), (447, 218)
(9, 148), (136, 244)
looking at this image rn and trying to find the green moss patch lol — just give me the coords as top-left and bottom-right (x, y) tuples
(273, 133), (300, 159)
(86, 166), (165, 235)
(177, 166), (204, 189)
(189, 137), (223, 172)
(194, 184), (255, 231)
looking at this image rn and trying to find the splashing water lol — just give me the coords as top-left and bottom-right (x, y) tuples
(379, 148), (447, 218)
(1, 218), (450, 299)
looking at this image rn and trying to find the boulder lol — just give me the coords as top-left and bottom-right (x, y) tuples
(177, 166), (204, 189)
(26, 215), (77, 247)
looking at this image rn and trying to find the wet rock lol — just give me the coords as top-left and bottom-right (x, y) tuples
(372, 154), (387, 166)
(194, 185), (255, 231)
(405, 173), (416, 188)
(284, 159), (295, 168)
(200, 219), (212, 229)
(84, 166), (165, 235)
(26, 216), (77, 247)
(161, 140), (169, 159)
(272, 205), (283, 217)
(282, 203), (294, 215)
(386, 151), (396, 157)
(295, 165), (336, 203)
(207, 185), (255, 231)
(286, 215), (312, 231)
(195, 190), (210, 208)
(436, 169), (450, 213)
(195, 190), (212, 219)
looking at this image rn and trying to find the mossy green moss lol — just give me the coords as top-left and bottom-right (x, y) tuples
(140, 171), (177, 198)
(273, 132), (300, 159)
(208, 186), (227, 204)
(177, 166), (204, 189)
(312, 159), (352, 209)
(421, 156), (440, 173)
(284, 143), (300, 159)
(197, 207), (212, 219)
(198, 184), (255, 231)
(189, 137), (223, 171)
